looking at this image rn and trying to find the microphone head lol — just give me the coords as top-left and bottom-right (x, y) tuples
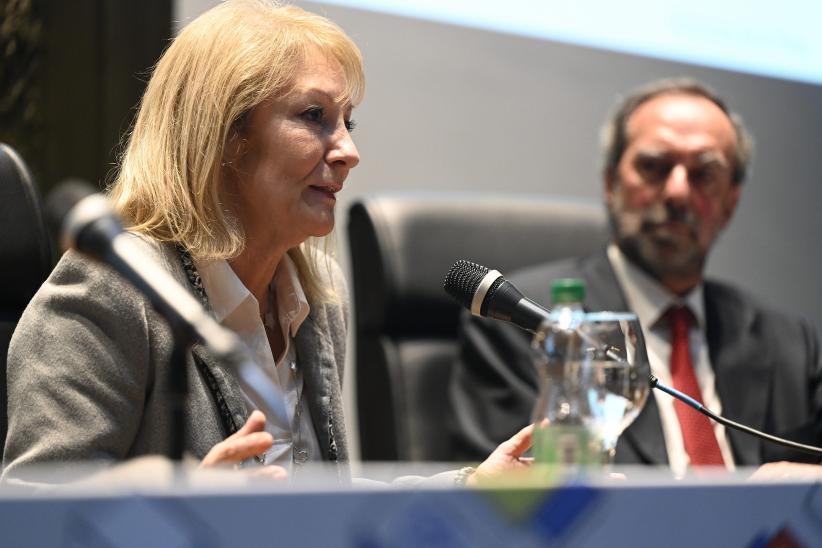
(444, 259), (546, 331)
(44, 179), (95, 239)
(443, 259), (490, 309)
(444, 259), (509, 317)
(45, 179), (116, 252)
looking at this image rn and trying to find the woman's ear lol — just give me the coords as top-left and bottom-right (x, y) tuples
(222, 111), (251, 168)
(222, 126), (244, 168)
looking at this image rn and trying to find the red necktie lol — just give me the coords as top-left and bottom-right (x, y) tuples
(667, 306), (725, 467)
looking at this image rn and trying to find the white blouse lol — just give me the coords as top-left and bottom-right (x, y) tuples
(195, 255), (321, 473)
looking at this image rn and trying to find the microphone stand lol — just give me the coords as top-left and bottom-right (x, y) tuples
(168, 328), (194, 461)
(51, 185), (291, 467)
(96, 234), (293, 463)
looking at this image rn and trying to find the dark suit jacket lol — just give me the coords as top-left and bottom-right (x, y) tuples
(449, 249), (822, 466)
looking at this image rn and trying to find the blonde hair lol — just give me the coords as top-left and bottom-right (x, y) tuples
(108, 0), (364, 302)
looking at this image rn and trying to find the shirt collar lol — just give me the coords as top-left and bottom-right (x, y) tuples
(606, 243), (705, 329)
(272, 254), (310, 339)
(196, 258), (251, 324)
(194, 254), (310, 338)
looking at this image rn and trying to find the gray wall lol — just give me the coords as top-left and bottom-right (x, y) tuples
(177, 1), (822, 459)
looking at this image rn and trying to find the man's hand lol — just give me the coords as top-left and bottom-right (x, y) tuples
(468, 423), (535, 486)
(200, 410), (286, 479)
(748, 461), (822, 481)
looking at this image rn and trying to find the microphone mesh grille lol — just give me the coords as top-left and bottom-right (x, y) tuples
(443, 259), (489, 308)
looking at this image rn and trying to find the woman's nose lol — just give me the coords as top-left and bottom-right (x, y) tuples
(327, 124), (360, 169)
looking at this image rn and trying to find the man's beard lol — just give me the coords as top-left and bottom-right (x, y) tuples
(608, 194), (706, 282)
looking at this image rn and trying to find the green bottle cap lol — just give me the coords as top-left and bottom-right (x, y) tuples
(550, 278), (586, 304)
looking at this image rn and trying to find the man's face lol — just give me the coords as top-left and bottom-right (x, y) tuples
(605, 93), (742, 291)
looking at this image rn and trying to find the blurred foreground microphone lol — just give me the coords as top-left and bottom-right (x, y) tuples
(45, 180), (289, 429)
(443, 259), (550, 332)
(46, 179), (126, 259)
(45, 180), (235, 355)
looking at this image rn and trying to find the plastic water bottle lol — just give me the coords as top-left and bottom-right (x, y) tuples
(530, 278), (599, 466)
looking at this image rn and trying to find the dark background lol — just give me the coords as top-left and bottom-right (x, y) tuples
(1, 0), (172, 193)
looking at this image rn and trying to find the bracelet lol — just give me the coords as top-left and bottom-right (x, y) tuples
(454, 466), (476, 486)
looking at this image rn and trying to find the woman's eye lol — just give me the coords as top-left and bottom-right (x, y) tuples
(345, 118), (357, 133)
(302, 106), (324, 124)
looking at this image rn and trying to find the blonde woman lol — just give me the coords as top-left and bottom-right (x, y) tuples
(3, 0), (531, 483)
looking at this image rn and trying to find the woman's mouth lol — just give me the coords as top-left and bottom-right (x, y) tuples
(307, 183), (341, 202)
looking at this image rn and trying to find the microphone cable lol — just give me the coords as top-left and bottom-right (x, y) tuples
(650, 375), (822, 458)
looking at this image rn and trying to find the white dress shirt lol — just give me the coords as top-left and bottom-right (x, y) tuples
(606, 244), (735, 476)
(195, 254), (321, 473)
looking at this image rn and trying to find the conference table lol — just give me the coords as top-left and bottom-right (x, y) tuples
(1, 459), (820, 547)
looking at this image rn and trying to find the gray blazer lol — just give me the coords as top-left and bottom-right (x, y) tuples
(449, 249), (822, 465)
(2, 237), (350, 480)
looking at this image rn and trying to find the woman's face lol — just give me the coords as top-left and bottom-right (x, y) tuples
(224, 48), (359, 253)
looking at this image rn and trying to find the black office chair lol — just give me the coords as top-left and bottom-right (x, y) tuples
(347, 192), (609, 461)
(0, 143), (54, 457)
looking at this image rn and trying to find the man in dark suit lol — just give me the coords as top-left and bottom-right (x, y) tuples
(449, 79), (822, 475)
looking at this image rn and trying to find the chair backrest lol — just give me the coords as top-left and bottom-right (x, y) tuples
(0, 143), (54, 457)
(347, 191), (609, 461)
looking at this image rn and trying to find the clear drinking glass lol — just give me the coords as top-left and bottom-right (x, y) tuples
(531, 311), (650, 465)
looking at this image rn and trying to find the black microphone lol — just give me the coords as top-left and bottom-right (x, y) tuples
(45, 181), (289, 428)
(444, 259), (622, 360)
(443, 259), (551, 332)
(444, 259), (822, 459)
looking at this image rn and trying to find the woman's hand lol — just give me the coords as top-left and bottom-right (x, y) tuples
(468, 423), (535, 486)
(200, 410), (285, 479)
